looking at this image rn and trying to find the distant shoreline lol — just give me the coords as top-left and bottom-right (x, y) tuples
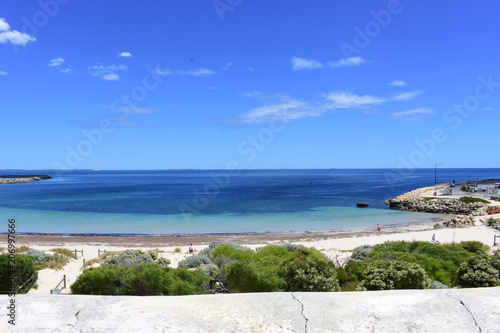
(0, 175), (52, 184)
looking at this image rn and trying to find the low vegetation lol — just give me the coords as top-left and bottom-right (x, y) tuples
(337, 240), (495, 290)
(63, 240), (500, 295)
(0, 255), (37, 294)
(458, 197), (490, 204)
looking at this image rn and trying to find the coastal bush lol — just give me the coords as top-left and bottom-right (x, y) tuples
(357, 260), (431, 290)
(70, 264), (210, 296)
(457, 256), (500, 288)
(283, 255), (339, 292)
(458, 241), (490, 256)
(103, 250), (157, 266)
(336, 260), (368, 291)
(0, 255), (37, 294)
(351, 245), (374, 261)
(458, 197), (489, 204)
(351, 241), (477, 286)
(27, 249), (52, 266)
(178, 254), (213, 269)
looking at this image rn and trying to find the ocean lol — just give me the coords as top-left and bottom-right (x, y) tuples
(0, 168), (498, 235)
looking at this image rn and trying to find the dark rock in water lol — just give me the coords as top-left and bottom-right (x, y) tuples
(357, 203), (369, 208)
(0, 175), (52, 184)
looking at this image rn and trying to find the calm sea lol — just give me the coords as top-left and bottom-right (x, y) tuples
(0, 169), (498, 235)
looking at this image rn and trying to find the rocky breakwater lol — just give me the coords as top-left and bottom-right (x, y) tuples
(387, 197), (488, 216)
(384, 184), (500, 229)
(0, 175), (52, 184)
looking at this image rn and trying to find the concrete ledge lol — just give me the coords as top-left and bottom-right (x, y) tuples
(2, 288), (499, 332)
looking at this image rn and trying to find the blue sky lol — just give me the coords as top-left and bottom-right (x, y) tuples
(1, 0), (499, 170)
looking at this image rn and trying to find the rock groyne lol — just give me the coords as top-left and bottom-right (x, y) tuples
(0, 175), (52, 184)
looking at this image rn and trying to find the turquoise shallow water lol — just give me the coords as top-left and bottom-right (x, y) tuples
(0, 169), (497, 235)
(0, 206), (445, 235)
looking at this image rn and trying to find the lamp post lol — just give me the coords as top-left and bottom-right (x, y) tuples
(434, 163), (444, 195)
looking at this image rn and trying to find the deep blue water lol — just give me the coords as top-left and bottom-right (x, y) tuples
(0, 169), (498, 235)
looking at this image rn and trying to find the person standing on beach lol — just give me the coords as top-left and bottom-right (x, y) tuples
(188, 243), (194, 253)
(377, 224), (381, 234)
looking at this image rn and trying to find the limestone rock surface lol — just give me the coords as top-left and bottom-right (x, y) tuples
(2, 288), (500, 333)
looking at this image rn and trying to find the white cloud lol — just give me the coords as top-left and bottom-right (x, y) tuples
(324, 92), (385, 109)
(0, 71), (7, 75)
(91, 64), (127, 81)
(115, 106), (159, 114)
(0, 18), (36, 45)
(481, 107), (496, 111)
(235, 96), (325, 124)
(388, 80), (407, 86)
(49, 58), (65, 67)
(392, 91), (421, 101)
(222, 62), (233, 70)
(156, 67), (215, 77)
(118, 52), (132, 58)
(389, 108), (435, 122)
(328, 56), (368, 68)
(0, 30), (36, 46)
(0, 18), (10, 31)
(102, 73), (120, 81)
(291, 57), (324, 71)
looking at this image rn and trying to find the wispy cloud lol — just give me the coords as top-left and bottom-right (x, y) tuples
(328, 56), (368, 68)
(117, 52), (132, 58)
(389, 108), (435, 122)
(234, 95), (325, 124)
(324, 92), (385, 109)
(481, 107), (496, 111)
(156, 67), (215, 77)
(291, 57), (324, 71)
(388, 80), (407, 86)
(115, 106), (159, 114)
(222, 62), (233, 70)
(0, 71), (7, 75)
(49, 58), (65, 67)
(48, 58), (74, 74)
(0, 18), (36, 46)
(91, 64), (127, 81)
(392, 91), (421, 101)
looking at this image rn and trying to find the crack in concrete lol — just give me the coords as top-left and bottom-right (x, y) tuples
(291, 293), (309, 333)
(69, 303), (91, 332)
(447, 294), (482, 333)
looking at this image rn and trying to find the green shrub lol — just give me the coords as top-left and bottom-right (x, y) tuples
(70, 264), (210, 295)
(0, 255), (37, 294)
(457, 256), (500, 288)
(178, 254), (213, 269)
(336, 260), (368, 291)
(354, 241), (477, 287)
(27, 249), (52, 266)
(351, 245), (374, 261)
(458, 197), (489, 204)
(103, 250), (156, 266)
(358, 260), (431, 290)
(458, 241), (490, 256)
(283, 256), (339, 292)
